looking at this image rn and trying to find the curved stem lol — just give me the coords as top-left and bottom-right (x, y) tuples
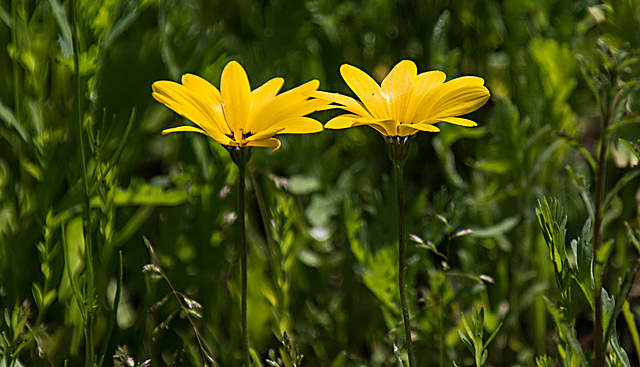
(394, 162), (415, 367)
(238, 160), (250, 367)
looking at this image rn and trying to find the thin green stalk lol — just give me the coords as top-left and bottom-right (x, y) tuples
(230, 147), (251, 367)
(70, 0), (95, 364)
(387, 136), (415, 367)
(239, 160), (250, 367)
(395, 162), (415, 367)
(593, 92), (612, 367)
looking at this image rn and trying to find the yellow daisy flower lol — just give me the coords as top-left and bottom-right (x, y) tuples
(152, 61), (327, 151)
(315, 60), (490, 136)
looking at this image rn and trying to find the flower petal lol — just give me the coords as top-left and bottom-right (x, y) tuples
(308, 91), (371, 117)
(152, 80), (230, 136)
(246, 137), (281, 152)
(340, 64), (390, 119)
(404, 71), (446, 122)
(381, 60), (417, 121)
(352, 118), (396, 136)
(400, 123), (440, 135)
(221, 61), (251, 135)
(246, 117), (322, 142)
(161, 125), (233, 145)
(324, 114), (359, 129)
(249, 80), (324, 131)
(435, 117), (478, 127)
(414, 76), (489, 122)
(251, 77), (284, 109)
(273, 117), (324, 134)
(181, 74), (221, 103)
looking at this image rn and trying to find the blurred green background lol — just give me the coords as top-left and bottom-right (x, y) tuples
(1, 0), (639, 365)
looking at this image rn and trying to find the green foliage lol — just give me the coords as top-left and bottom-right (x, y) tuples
(1, 0), (640, 366)
(457, 307), (502, 367)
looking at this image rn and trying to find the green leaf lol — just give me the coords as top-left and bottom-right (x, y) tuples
(47, 0), (73, 57)
(469, 216), (520, 238)
(569, 218), (594, 309)
(288, 175), (321, 195)
(0, 99), (27, 142)
(111, 179), (189, 207)
(543, 297), (589, 367)
(329, 351), (347, 367)
(475, 159), (512, 174)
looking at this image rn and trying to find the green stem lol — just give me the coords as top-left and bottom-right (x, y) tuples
(395, 162), (415, 367)
(230, 147), (251, 367)
(387, 136), (415, 367)
(593, 89), (615, 367)
(240, 162), (250, 367)
(70, 0), (94, 364)
(593, 130), (607, 367)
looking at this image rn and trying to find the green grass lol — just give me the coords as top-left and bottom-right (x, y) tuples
(1, 0), (640, 366)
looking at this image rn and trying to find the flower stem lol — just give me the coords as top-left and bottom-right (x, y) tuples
(593, 92), (612, 367)
(240, 162), (250, 367)
(230, 147), (252, 367)
(395, 162), (416, 367)
(387, 136), (415, 367)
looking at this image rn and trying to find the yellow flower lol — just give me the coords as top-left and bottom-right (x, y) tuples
(152, 61), (327, 151)
(315, 60), (490, 136)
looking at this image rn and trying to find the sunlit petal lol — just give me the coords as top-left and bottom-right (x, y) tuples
(250, 80), (325, 131)
(401, 123), (440, 134)
(381, 60), (417, 121)
(152, 81), (230, 136)
(181, 74), (221, 103)
(162, 125), (233, 145)
(221, 61), (251, 134)
(352, 118), (396, 136)
(404, 71), (446, 122)
(251, 77), (284, 109)
(309, 91), (371, 117)
(246, 137), (281, 152)
(325, 115), (359, 129)
(340, 64), (390, 119)
(434, 117), (478, 127)
(415, 77), (489, 121)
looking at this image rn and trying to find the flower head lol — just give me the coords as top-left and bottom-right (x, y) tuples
(152, 61), (328, 151)
(315, 60), (490, 136)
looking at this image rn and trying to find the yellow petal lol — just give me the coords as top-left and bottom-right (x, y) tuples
(246, 117), (322, 142)
(273, 117), (324, 134)
(340, 64), (390, 119)
(400, 123), (440, 134)
(435, 117), (478, 127)
(249, 81), (324, 131)
(161, 125), (233, 145)
(381, 60), (417, 121)
(221, 61), (251, 134)
(397, 125), (422, 136)
(152, 81), (230, 136)
(251, 77), (284, 109)
(404, 71), (446, 122)
(324, 114), (359, 129)
(308, 91), (371, 117)
(246, 137), (281, 152)
(415, 76), (489, 121)
(181, 74), (221, 103)
(352, 118), (396, 136)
